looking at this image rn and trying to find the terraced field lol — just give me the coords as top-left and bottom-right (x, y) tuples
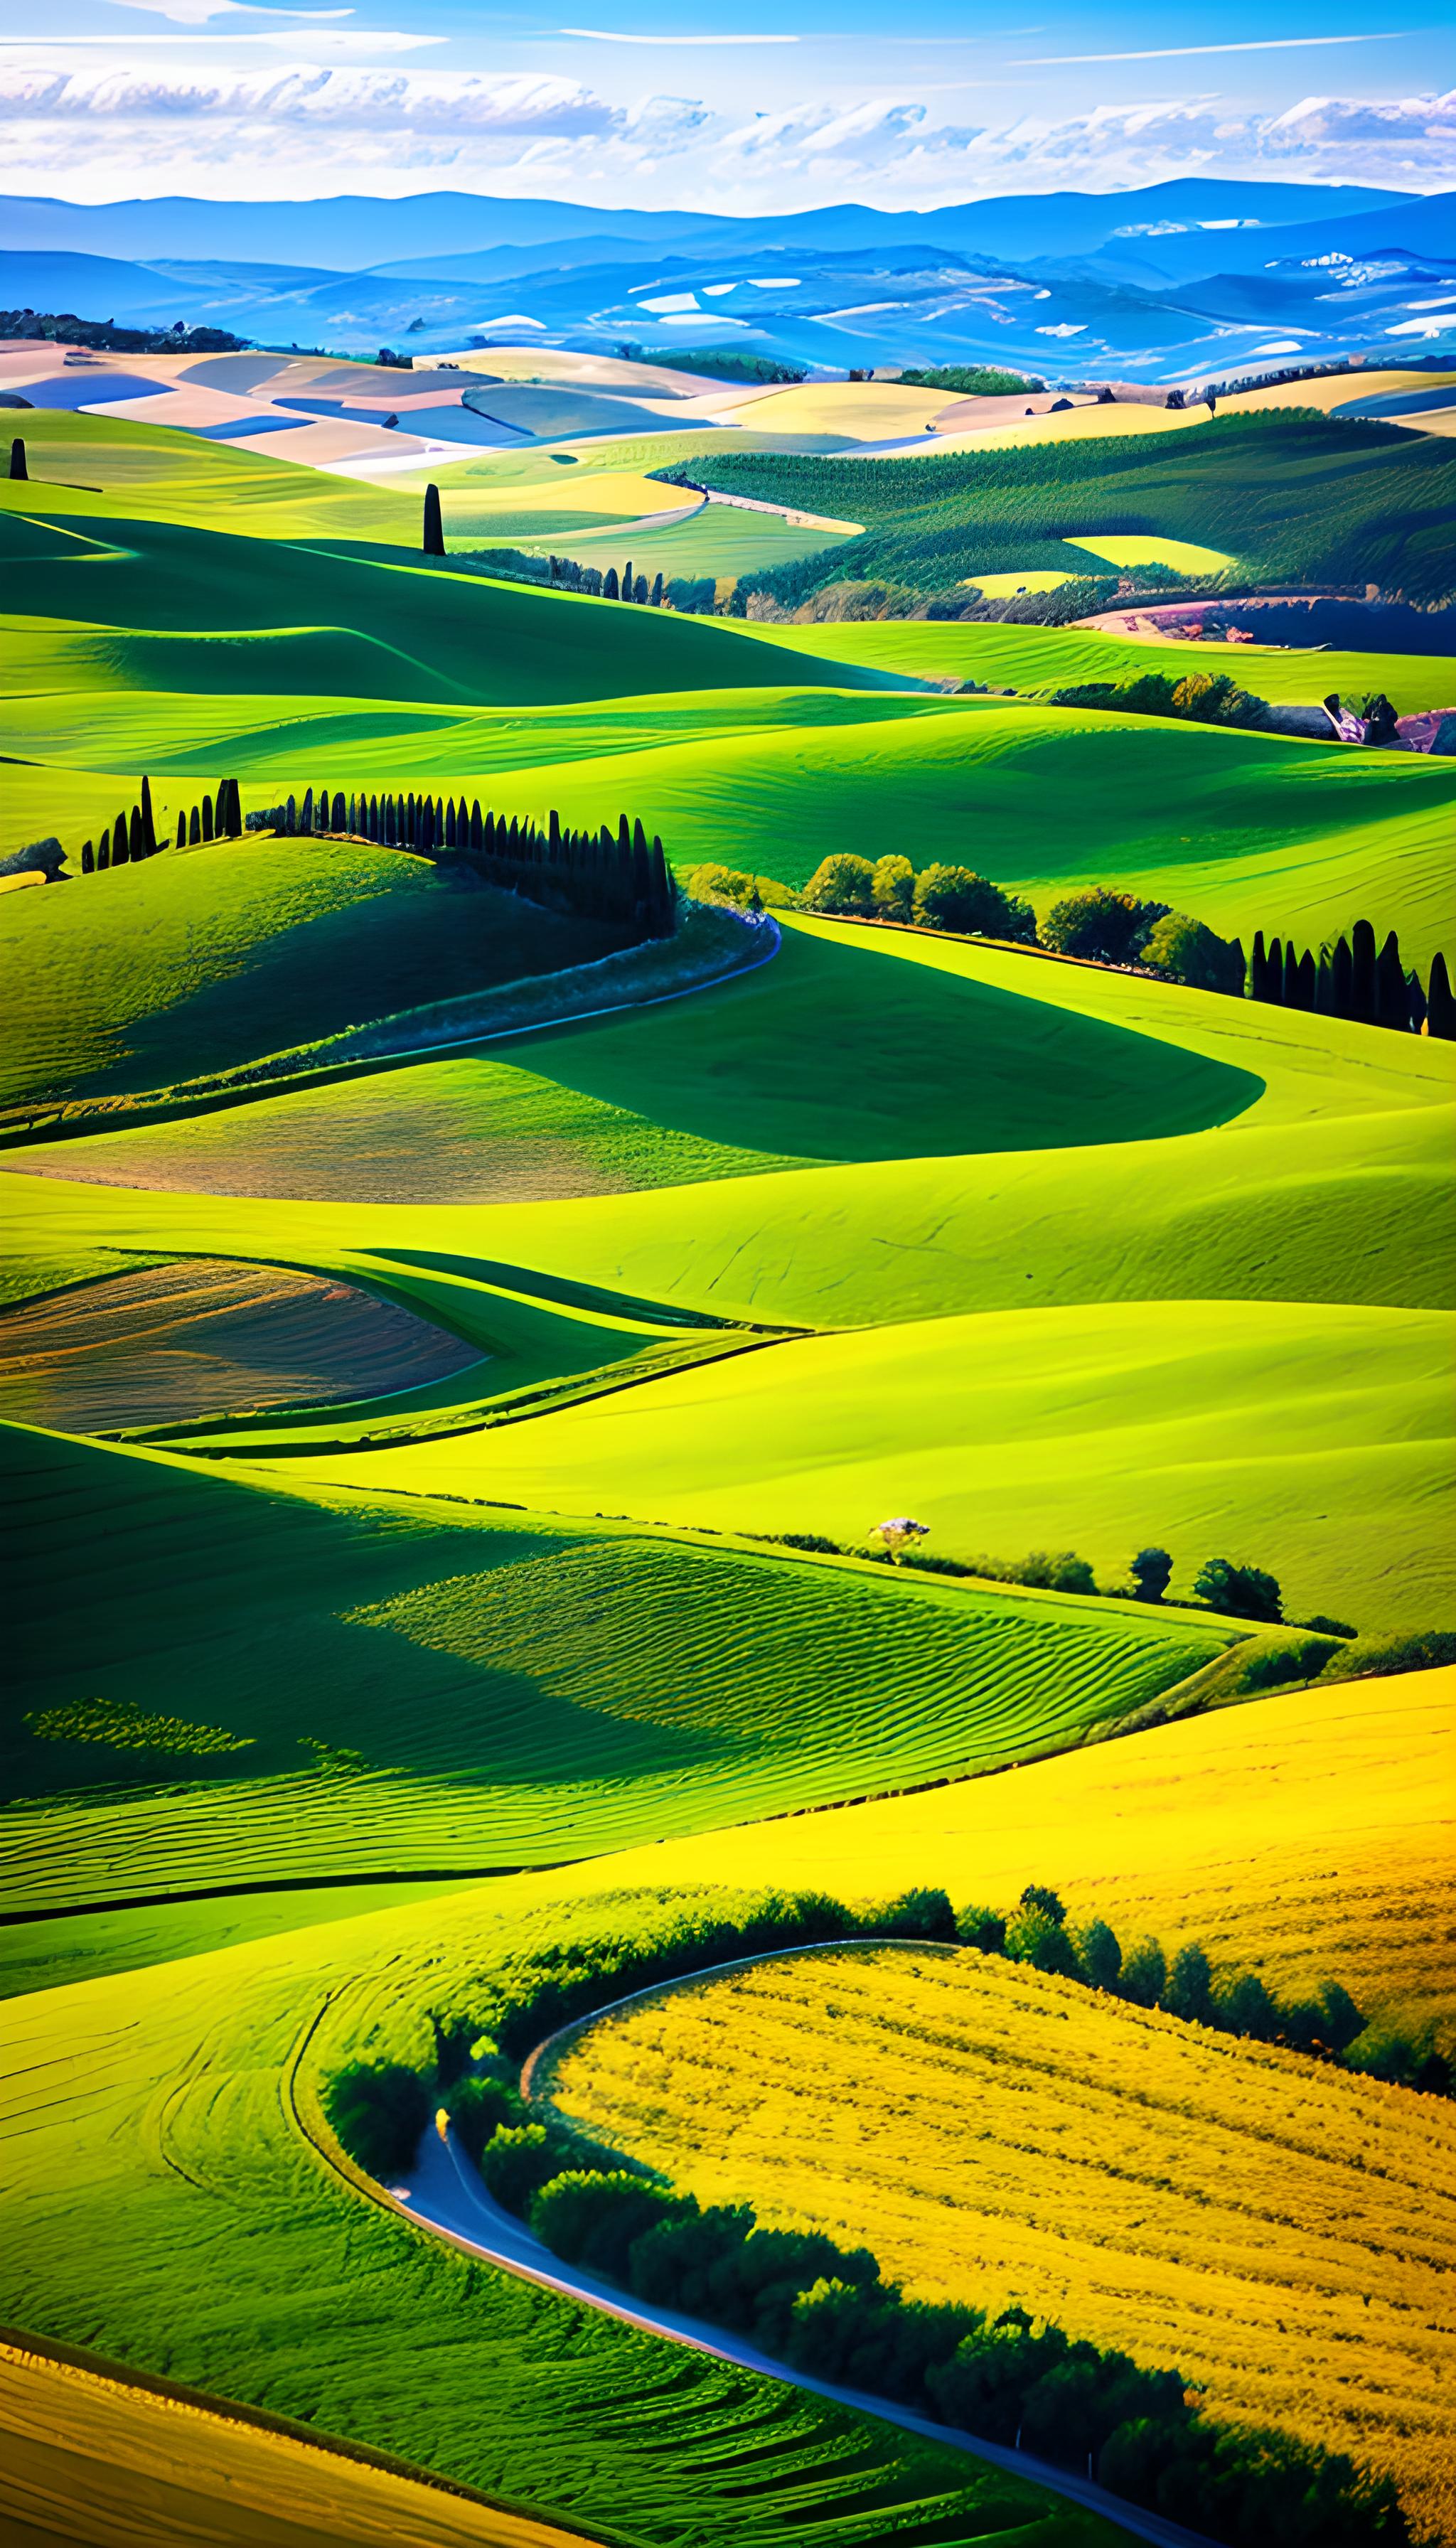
(539, 1943), (1456, 2543)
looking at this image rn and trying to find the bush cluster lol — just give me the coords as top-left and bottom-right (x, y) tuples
(1049, 668), (1268, 729)
(798, 852), (1037, 943)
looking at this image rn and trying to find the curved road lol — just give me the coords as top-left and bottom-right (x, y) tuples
(395, 2123), (1219, 2548)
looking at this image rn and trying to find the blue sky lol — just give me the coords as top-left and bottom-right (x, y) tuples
(1, 0), (1452, 205)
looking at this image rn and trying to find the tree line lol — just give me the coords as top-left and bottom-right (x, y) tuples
(325, 1888), (1415, 2548)
(255, 783), (675, 935)
(1249, 919), (1455, 1037)
(76, 778), (242, 874)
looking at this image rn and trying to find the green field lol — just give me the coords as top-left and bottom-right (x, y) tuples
(4, 388), (1454, 2548)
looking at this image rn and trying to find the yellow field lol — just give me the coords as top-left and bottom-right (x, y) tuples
(553, 1668), (1456, 2040)
(717, 381), (969, 437)
(1070, 534), (1233, 574)
(542, 1941), (1456, 2544)
(0, 2340), (598, 2548)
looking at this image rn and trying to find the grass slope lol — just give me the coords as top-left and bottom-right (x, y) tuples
(540, 1943), (1456, 2542)
(2, 1422), (1230, 1914)
(0, 845), (625, 1110)
(0, 1895), (1129, 2548)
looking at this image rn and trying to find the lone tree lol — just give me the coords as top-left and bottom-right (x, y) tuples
(9, 438), (26, 481)
(1193, 1556), (1283, 1622)
(422, 483), (444, 557)
(1130, 1547), (1174, 1604)
(1428, 952), (1456, 1041)
(869, 1516), (930, 1563)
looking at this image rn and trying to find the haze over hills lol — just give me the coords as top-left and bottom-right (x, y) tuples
(4, 179), (1453, 376)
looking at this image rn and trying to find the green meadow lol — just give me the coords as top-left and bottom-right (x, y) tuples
(2, 391), (1454, 2548)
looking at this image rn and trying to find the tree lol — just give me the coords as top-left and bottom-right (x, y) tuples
(1019, 1883), (1067, 1925)
(1331, 933), (1354, 1019)
(1042, 887), (1167, 967)
(1248, 929), (1268, 1000)
(913, 866), (1037, 943)
(97, 827), (110, 869)
(422, 482), (444, 557)
(1078, 1919), (1123, 1991)
(1407, 968), (1428, 1033)
(801, 852), (876, 916)
(140, 774), (156, 855)
(1216, 1971), (1278, 2039)
(1283, 941), (1302, 1007)
(622, 559), (633, 598)
(649, 572), (664, 606)
(1375, 930), (1409, 1030)
(81, 838), (95, 872)
(1350, 917), (1376, 1023)
(1265, 935), (1283, 1002)
(956, 1903), (1007, 1954)
(1193, 1557), (1282, 1622)
(9, 437), (26, 481)
(1428, 952), (1456, 1040)
(1005, 1905), (1083, 1978)
(1118, 1938), (1167, 2007)
(604, 567), (619, 599)
(323, 2061), (430, 2178)
(1140, 914), (1243, 995)
(1128, 1547), (1173, 1604)
(872, 854), (916, 921)
(869, 1516), (930, 1563)
(1165, 1943), (1214, 2024)
(1016, 1550), (1097, 1595)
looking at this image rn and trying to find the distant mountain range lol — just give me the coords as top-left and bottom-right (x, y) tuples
(3, 180), (1452, 379)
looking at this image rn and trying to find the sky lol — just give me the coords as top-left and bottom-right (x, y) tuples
(0, 0), (1453, 210)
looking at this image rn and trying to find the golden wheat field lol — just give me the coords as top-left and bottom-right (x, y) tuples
(542, 1942), (1456, 2544)
(599, 1666), (1456, 2043)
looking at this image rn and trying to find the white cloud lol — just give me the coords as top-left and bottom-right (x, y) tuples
(1007, 33), (1409, 67)
(0, 62), (614, 129)
(105, 0), (351, 22)
(560, 26), (797, 42)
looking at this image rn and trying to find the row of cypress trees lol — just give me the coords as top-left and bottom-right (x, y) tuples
(77, 778), (241, 874)
(256, 783), (675, 935)
(1248, 921), (1455, 1037)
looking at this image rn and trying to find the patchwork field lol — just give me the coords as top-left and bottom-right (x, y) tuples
(4, 336), (1453, 2548)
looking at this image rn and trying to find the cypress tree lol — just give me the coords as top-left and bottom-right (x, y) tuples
(299, 787), (313, 834)
(623, 559), (633, 599)
(140, 774), (156, 855)
(445, 799), (457, 849)
(423, 483), (444, 557)
(9, 437), (26, 481)
(1332, 933), (1354, 1017)
(1265, 936), (1283, 1002)
(97, 827), (110, 869)
(1315, 951), (1334, 1014)
(548, 807), (562, 862)
(81, 839), (95, 873)
(1351, 918), (1376, 1022)
(188, 805), (200, 845)
(470, 800), (483, 853)
(129, 805), (145, 862)
(1427, 952), (1456, 1041)
(176, 812), (186, 848)
(347, 793), (357, 837)
(112, 826), (129, 867)
(1295, 948), (1317, 1010)
(508, 814), (520, 859)
(1282, 941), (1301, 1006)
(1407, 968), (1428, 1034)
(604, 567), (619, 600)
(1249, 930), (1266, 1000)
(651, 834), (672, 930)
(634, 574), (648, 606)
(1375, 930), (1408, 1029)
(650, 572), (664, 607)
(421, 799), (435, 855)
(201, 793), (215, 842)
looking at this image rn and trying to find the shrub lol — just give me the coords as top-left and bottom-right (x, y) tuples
(912, 864), (1037, 943)
(1216, 1971), (1279, 2040)
(897, 365), (1044, 396)
(956, 1903), (1007, 1954)
(446, 2072), (524, 2163)
(1042, 888), (1169, 967)
(529, 2170), (680, 2276)
(1014, 1550), (1098, 1595)
(872, 853), (916, 921)
(1297, 1613), (1356, 1639)
(1165, 1943), (1214, 2025)
(1322, 1628), (1456, 1681)
(1018, 1883), (1067, 1925)
(478, 2124), (572, 2209)
(1005, 1906), (1083, 1979)
(1193, 1558), (1283, 1623)
(323, 2062), (431, 2178)
(867, 1887), (957, 1943)
(1168, 671), (1263, 728)
(1240, 1632), (1339, 1691)
(1140, 913), (1245, 995)
(682, 863), (761, 908)
(801, 852), (877, 915)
